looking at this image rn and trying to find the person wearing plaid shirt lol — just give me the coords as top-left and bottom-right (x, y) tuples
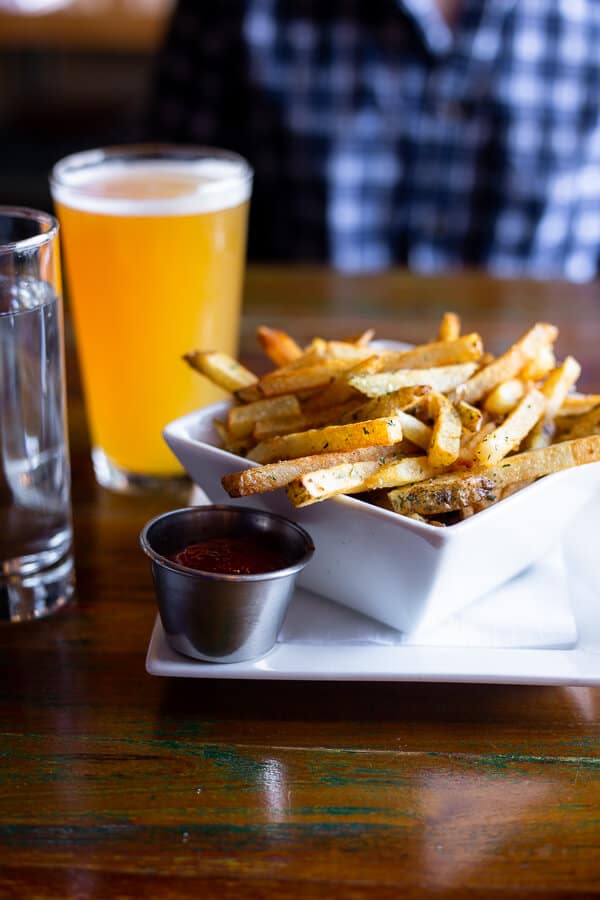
(149, 1), (600, 281)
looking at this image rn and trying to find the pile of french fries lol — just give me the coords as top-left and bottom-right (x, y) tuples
(184, 314), (600, 526)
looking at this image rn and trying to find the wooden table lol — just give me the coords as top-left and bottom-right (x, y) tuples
(1, 267), (599, 898)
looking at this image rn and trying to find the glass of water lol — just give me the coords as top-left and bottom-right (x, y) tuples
(0, 207), (74, 622)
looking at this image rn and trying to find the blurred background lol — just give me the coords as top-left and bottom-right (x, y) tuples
(3, 1), (599, 280)
(0, 0), (173, 212)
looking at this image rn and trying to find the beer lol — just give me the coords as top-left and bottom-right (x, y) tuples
(51, 148), (252, 490)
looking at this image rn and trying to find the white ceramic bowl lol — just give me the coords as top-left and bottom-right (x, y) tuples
(164, 401), (600, 634)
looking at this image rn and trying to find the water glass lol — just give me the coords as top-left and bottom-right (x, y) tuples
(0, 207), (74, 622)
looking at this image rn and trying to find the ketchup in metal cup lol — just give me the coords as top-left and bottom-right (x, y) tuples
(172, 536), (292, 575)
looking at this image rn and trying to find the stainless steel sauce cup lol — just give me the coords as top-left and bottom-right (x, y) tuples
(140, 505), (314, 662)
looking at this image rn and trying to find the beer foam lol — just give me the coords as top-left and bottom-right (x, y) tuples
(51, 158), (252, 216)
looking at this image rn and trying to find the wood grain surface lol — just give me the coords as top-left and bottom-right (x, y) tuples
(1, 268), (599, 899)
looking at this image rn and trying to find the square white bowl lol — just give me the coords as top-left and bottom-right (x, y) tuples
(164, 400), (600, 634)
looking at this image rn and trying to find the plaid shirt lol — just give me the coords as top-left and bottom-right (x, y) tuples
(150, 0), (600, 280)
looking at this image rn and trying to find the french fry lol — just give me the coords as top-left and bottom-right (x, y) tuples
(377, 334), (482, 370)
(454, 323), (558, 404)
(438, 312), (461, 342)
(287, 455), (442, 507)
(520, 344), (556, 382)
(323, 341), (378, 362)
(222, 445), (401, 497)
(348, 362), (478, 397)
(559, 404), (600, 440)
(256, 326), (302, 366)
(271, 338), (330, 371)
(227, 394), (302, 438)
(483, 378), (525, 416)
(183, 351), (258, 392)
(470, 495), (500, 514)
(457, 421), (497, 464)
(473, 388), (546, 466)
(500, 480), (534, 500)
(247, 416), (404, 464)
(352, 328), (376, 346)
(341, 386), (430, 424)
(302, 355), (383, 413)
(252, 399), (363, 441)
(525, 356), (581, 449)
(212, 419), (255, 456)
(245, 340), (329, 389)
(541, 357), (581, 417)
(253, 359), (353, 398)
(558, 394), (600, 416)
(188, 314), (598, 528)
(389, 435), (600, 516)
(390, 473), (497, 516)
(456, 400), (483, 432)
(394, 412), (433, 450)
(302, 337), (329, 357)
(281, 337), (373, 365)
(427, 392), (462, 466)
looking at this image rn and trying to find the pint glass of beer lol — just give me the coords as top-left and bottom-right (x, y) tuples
(51, 145), (252, 493)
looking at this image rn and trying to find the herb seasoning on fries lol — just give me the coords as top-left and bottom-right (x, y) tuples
(184, 317), (600, 526)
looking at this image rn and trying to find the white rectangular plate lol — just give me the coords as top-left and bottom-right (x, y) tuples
(146, 615), (600, 685)
(146, 501), (600, 684)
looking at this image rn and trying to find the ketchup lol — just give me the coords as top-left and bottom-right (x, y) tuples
(172, 535), (292, 575)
